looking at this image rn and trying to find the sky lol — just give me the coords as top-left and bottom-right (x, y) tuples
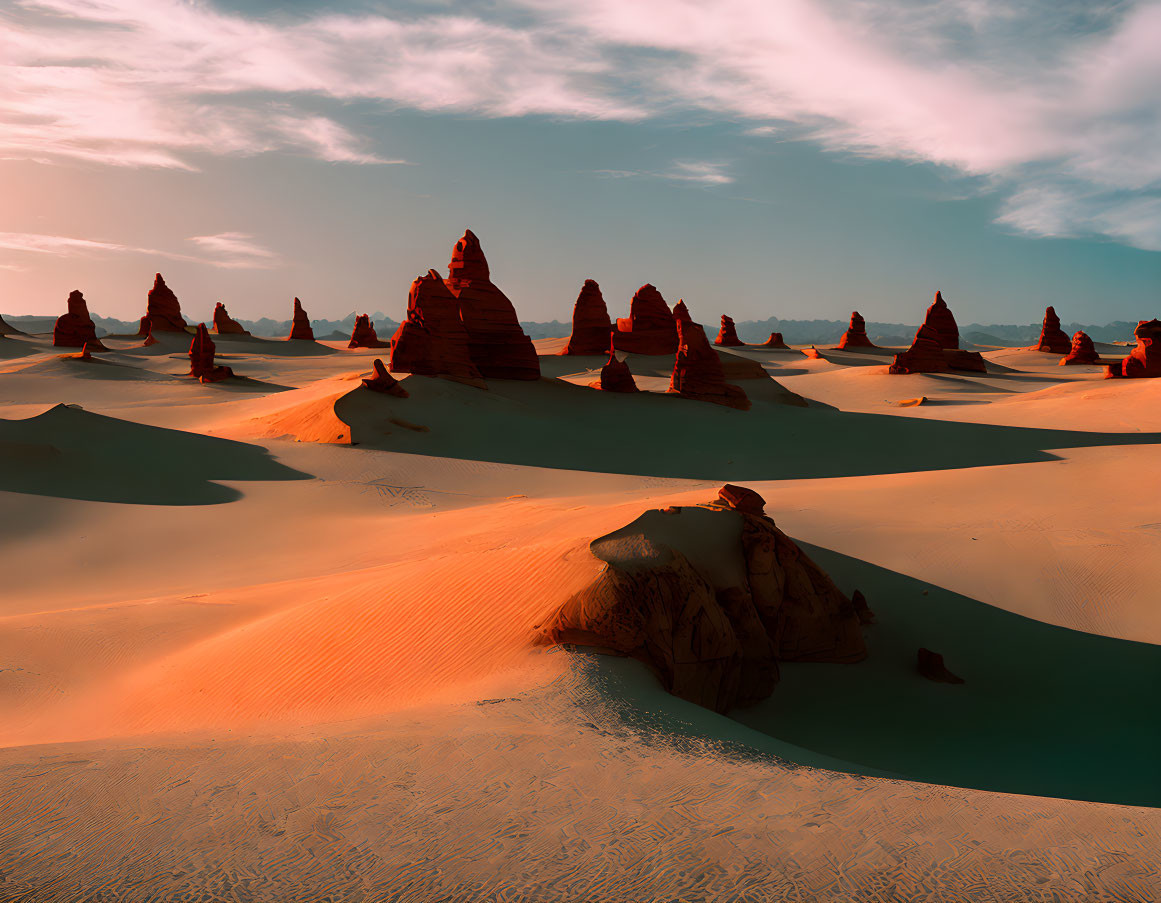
(1, 0), (1159, 327)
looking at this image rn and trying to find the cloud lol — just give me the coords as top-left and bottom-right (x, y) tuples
(0, 230), (281, 268)
(593, 160), (734, 186)
(188, 232), (281, 268)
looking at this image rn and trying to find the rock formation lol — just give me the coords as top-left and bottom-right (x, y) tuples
(612, 284), (677, 355)
(669, 316), (751, 410)
(888, 324), (951, 374)
(53, 290), (105, 349)
(1106, 319), (1161, 379)
(851, 589), (875, 624)
(212, 302), (249, 335)
(1060, 330), (1100, 365)
(348, 314), (388, 349)
(943, 349), (987, 373)
(0, 312), (19, 336)
(714, 315), (745, 347)
(917, 648), (964, 684)
(837, 311), (874, 349)
(1036, 306), (1070, 354)
(138, 273), (187, 335)
(362, 359), (409, 397)
(758, 332), (789, 349)
(590, 340), (639, 393)
(288, 298), (314, 340)
(803, 347), (824, 360)
(188, 323), (234, 382)
(537, 485), (867, 713)
(444, 230), (540, 379)
(389, 270), (482, 381)
(561, 280), (612, 355)
(923, 291), (959, 350)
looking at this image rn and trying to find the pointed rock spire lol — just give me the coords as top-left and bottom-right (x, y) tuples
(189, 323), (234, 382)
(288, 297), (315, 340)
(612, 284), (677, 355)
(561, 279), (612, 355)
(669, 315), (750, 409)
(1035, 306), (1070, 354)
(389, 270), (481, 380)
(212, 302), (249, 335)
(362, 359), (409, 397)
(922, 290), (958, 350)
(139, 273), (187, 335)
(714, 315), (745, 347)
(837, 311), (874, 349)
(348, 314), (388, 349)
(888, 324), (951, 374)
(53, 290), (105, 349)
(590, 338), (639, 393)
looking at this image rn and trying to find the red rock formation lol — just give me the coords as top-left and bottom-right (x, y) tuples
(188, 323), (234, 382)
(74, 342), (95, 362)
(1060, 330), (1100, 365)
(1036, 306), (1070, 354)
(389, 270), (482, 381)
(561, 280), (612, 355)
(361, 359), (409, 397)
(138, 273), (187, 335)
(212, 302), (248, 335)
(837, 311), (874, 349)
(757, 332), (788, 349)
(1106, 319), (1161, 379)
(288, 298), (315, 340)
(538, 486), (867, 713)
(944, 349), (987, 372)
(923, 291), (959, 349)
(444, 230), (540, 379)
(888, 324), (952, 374)
(612, 284), (677, 355)
(717, 483), (765, 515)
(0, 312), (19, 336)
(669, 316), (751, 410)
(917, 648), (964, 684)
(802, 347), (823, 360)
(589, 340), (639, 393)
(714, 315), (745, 347)
(348, 314), (388, 349)
(53, 290), (105, 349)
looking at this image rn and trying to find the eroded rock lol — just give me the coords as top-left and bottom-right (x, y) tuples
(714, 315), (745, 347)
(53, 290), (105, 349)
(613, 284), (677, 355)
(562, 280), (613, 355)
(1036, 306), (1070, 354)
(288, 297), (315, 340)
(212, 302), (249, 335)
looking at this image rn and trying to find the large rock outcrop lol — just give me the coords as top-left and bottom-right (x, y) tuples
(669, 313), (750, 410)
(53, 290), (105, 349)
(348, 314), (389, 349)
(1060, 331), (1100, 365)
(212, 302), (249, 335)
(1106, 319), (1161, 379)
(837, 311), (874, 349)
(138, 273), (187, 335)
(537, 485), (867, 713)
(612, 284), (677, 355)
(0, 312), (19, 336)
(923, 291), (959, 350)
(758, 332), (789, 349)
(362, 359), (409, 397)
(1036, 306), (1070, 354)
(188, 324), (234, 383)
(561, 280), (612, 355)
(714, 315), (745, 347)
(589, 340), (639, 393)
(389, 270), (481, 380)
(888, 324), (951, 374)
(444, 230), (539, 379)
(288, 298), (314, 340)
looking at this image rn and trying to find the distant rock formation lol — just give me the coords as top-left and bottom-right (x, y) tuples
(0, 312), (19, 336)
(589, 340), (639, 393)
(288, 298), (315, 340)
(1060, 330), (1100, 365)
(212, 302), (249, 335)
(348, 314), (388, 349)
(837, 311), (874, 349)
(537, 485), (867, 713)
(53, 290), (105, 349)
(612, 284), (677, 355)
(803, 347), (823, 360)
(362, 359), (409, 397)
(917, 648), (964, 684)
(389, 270), (481, 381)
(1036, 306), (1070, 354)
(757, 332), (788, 349)
(188, 323), (234, 382)
(561, 280), (612, 355)
(714, 315), (745, 347)
(669, 315), (751, 410)
(445, 230), (540, 379)
(923, 291), (959, 350)
(888, 324), (952, 374)
(1106, 319), (1161, 379)
(138, 273), (187, 335)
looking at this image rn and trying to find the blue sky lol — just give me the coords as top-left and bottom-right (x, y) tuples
(1, 0), (1158, 326)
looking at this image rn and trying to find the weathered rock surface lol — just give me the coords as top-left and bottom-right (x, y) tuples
(1106, 319), (1161, 379)
(888, 324), (952, 374)
(389, 270), (482, 380)
(590, 341), (639, 393)
(923, 291), (959, 350)
(445, 230), (539, 379)
(669, 316), (751, 410)
(758, 332), (789, 349)
(561, 280), (612, 355)
(918, 648), (964, 684)
(188, 323), (234, 382)
(944, 349), (987, 373)
(138, 273), (187, 335)
(53, 290), (105, 349)
(1036, 306), (1070, 354)
(1060, 330), (1100, 365)
(362, 359), (409, 397)
(288, 298), (315, 340)
(714, 315), (745, 347)
(212, 302), (249, 335)
(348, 314), (389, 349)
(717, 483), (765, 515)
(613, 284), (677, 355)
(837, 311), (874, 349)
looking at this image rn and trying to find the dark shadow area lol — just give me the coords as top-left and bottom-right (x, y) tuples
(0, 404), (312, 505)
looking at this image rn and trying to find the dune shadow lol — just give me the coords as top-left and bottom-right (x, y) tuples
(0, 405), (312, 505)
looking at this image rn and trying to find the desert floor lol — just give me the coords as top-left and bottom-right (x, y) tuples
(1, 327), (1159, 901)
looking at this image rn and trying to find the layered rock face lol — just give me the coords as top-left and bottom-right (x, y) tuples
(612, 284), (677, 355)
(758, 332), (788, 349)
(888, 324), (951, 374)
(348, 314), (388, 349)
(389, 270), (481, 380)
(538, 485), (867, 713)
(288, 298), (314, 340)
(924, 291), (959, 349)
(1060, 330), (1100, 365)
(1106, 319), (1161, 378)
(561, 280), (612, 355)
(669, 316), (751, 410)
(445, 230), (540, 379)
(837, 311), (874, 349)
(362, 359), (409, 397)
(589, 340), (639, 393)
(1036, 306), (1070, 354)
(53, 290), (104, 349)
(188, 324), (234, 383)
(943, 349), (987, 373)
(714, 315), (745, 347)
(212, 302), (249, 335)
(138, 273), (187, 335)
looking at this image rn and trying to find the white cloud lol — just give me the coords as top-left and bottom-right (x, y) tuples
(0, 230), (281, 268)
(188, 232), (280, 268)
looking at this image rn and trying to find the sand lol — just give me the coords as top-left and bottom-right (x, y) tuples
(1, 328), (1159, 900)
